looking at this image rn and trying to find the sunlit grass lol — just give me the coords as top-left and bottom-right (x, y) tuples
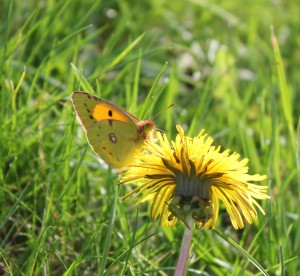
(0, 0), (299, 275)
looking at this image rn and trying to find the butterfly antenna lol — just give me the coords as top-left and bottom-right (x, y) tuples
(150, 103), (175, 135)
(151, 103), (175, 120)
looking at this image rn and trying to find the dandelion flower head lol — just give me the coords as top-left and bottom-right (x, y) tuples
(120, 125), (270, 229)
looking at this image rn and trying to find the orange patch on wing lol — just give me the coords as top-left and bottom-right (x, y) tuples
(93, 104), (131, 123)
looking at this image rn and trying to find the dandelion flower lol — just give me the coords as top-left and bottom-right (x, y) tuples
(120, 125), (270, 229)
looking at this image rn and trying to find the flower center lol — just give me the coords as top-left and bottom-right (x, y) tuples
(173, 171), (212, 200)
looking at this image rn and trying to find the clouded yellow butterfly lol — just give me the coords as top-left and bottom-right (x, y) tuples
(71, 91), (155, 169)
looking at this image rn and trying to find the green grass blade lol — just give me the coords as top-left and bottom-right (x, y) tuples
(213, 229), (269, 276)
(271, 26), (295, 150)
(71, 63), (95, 93)
(100, 182), (118, 275)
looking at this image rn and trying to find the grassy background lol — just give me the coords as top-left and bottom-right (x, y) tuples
(1, 0), (299, 275)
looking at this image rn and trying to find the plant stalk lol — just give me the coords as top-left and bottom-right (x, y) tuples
(174, 216), (194, 276)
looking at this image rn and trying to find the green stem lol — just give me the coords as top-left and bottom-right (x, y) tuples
(174, 216), (194, 276)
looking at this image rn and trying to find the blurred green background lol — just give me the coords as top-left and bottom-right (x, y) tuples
(0, 0), (299, 275)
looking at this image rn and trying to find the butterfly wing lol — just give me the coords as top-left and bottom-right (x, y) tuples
(71, 92), (145, 169)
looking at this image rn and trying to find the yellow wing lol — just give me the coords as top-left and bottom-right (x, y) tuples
(71, 92), (155, 169)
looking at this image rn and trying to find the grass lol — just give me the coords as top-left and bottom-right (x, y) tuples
(1, 0), (299, 275)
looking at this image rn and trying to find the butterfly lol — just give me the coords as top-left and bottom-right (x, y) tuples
(71, 91), (155, 169)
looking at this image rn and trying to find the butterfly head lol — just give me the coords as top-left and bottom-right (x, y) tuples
(137, 120), (156, 140)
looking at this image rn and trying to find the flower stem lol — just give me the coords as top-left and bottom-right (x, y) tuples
(174, 216), (194, 276)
